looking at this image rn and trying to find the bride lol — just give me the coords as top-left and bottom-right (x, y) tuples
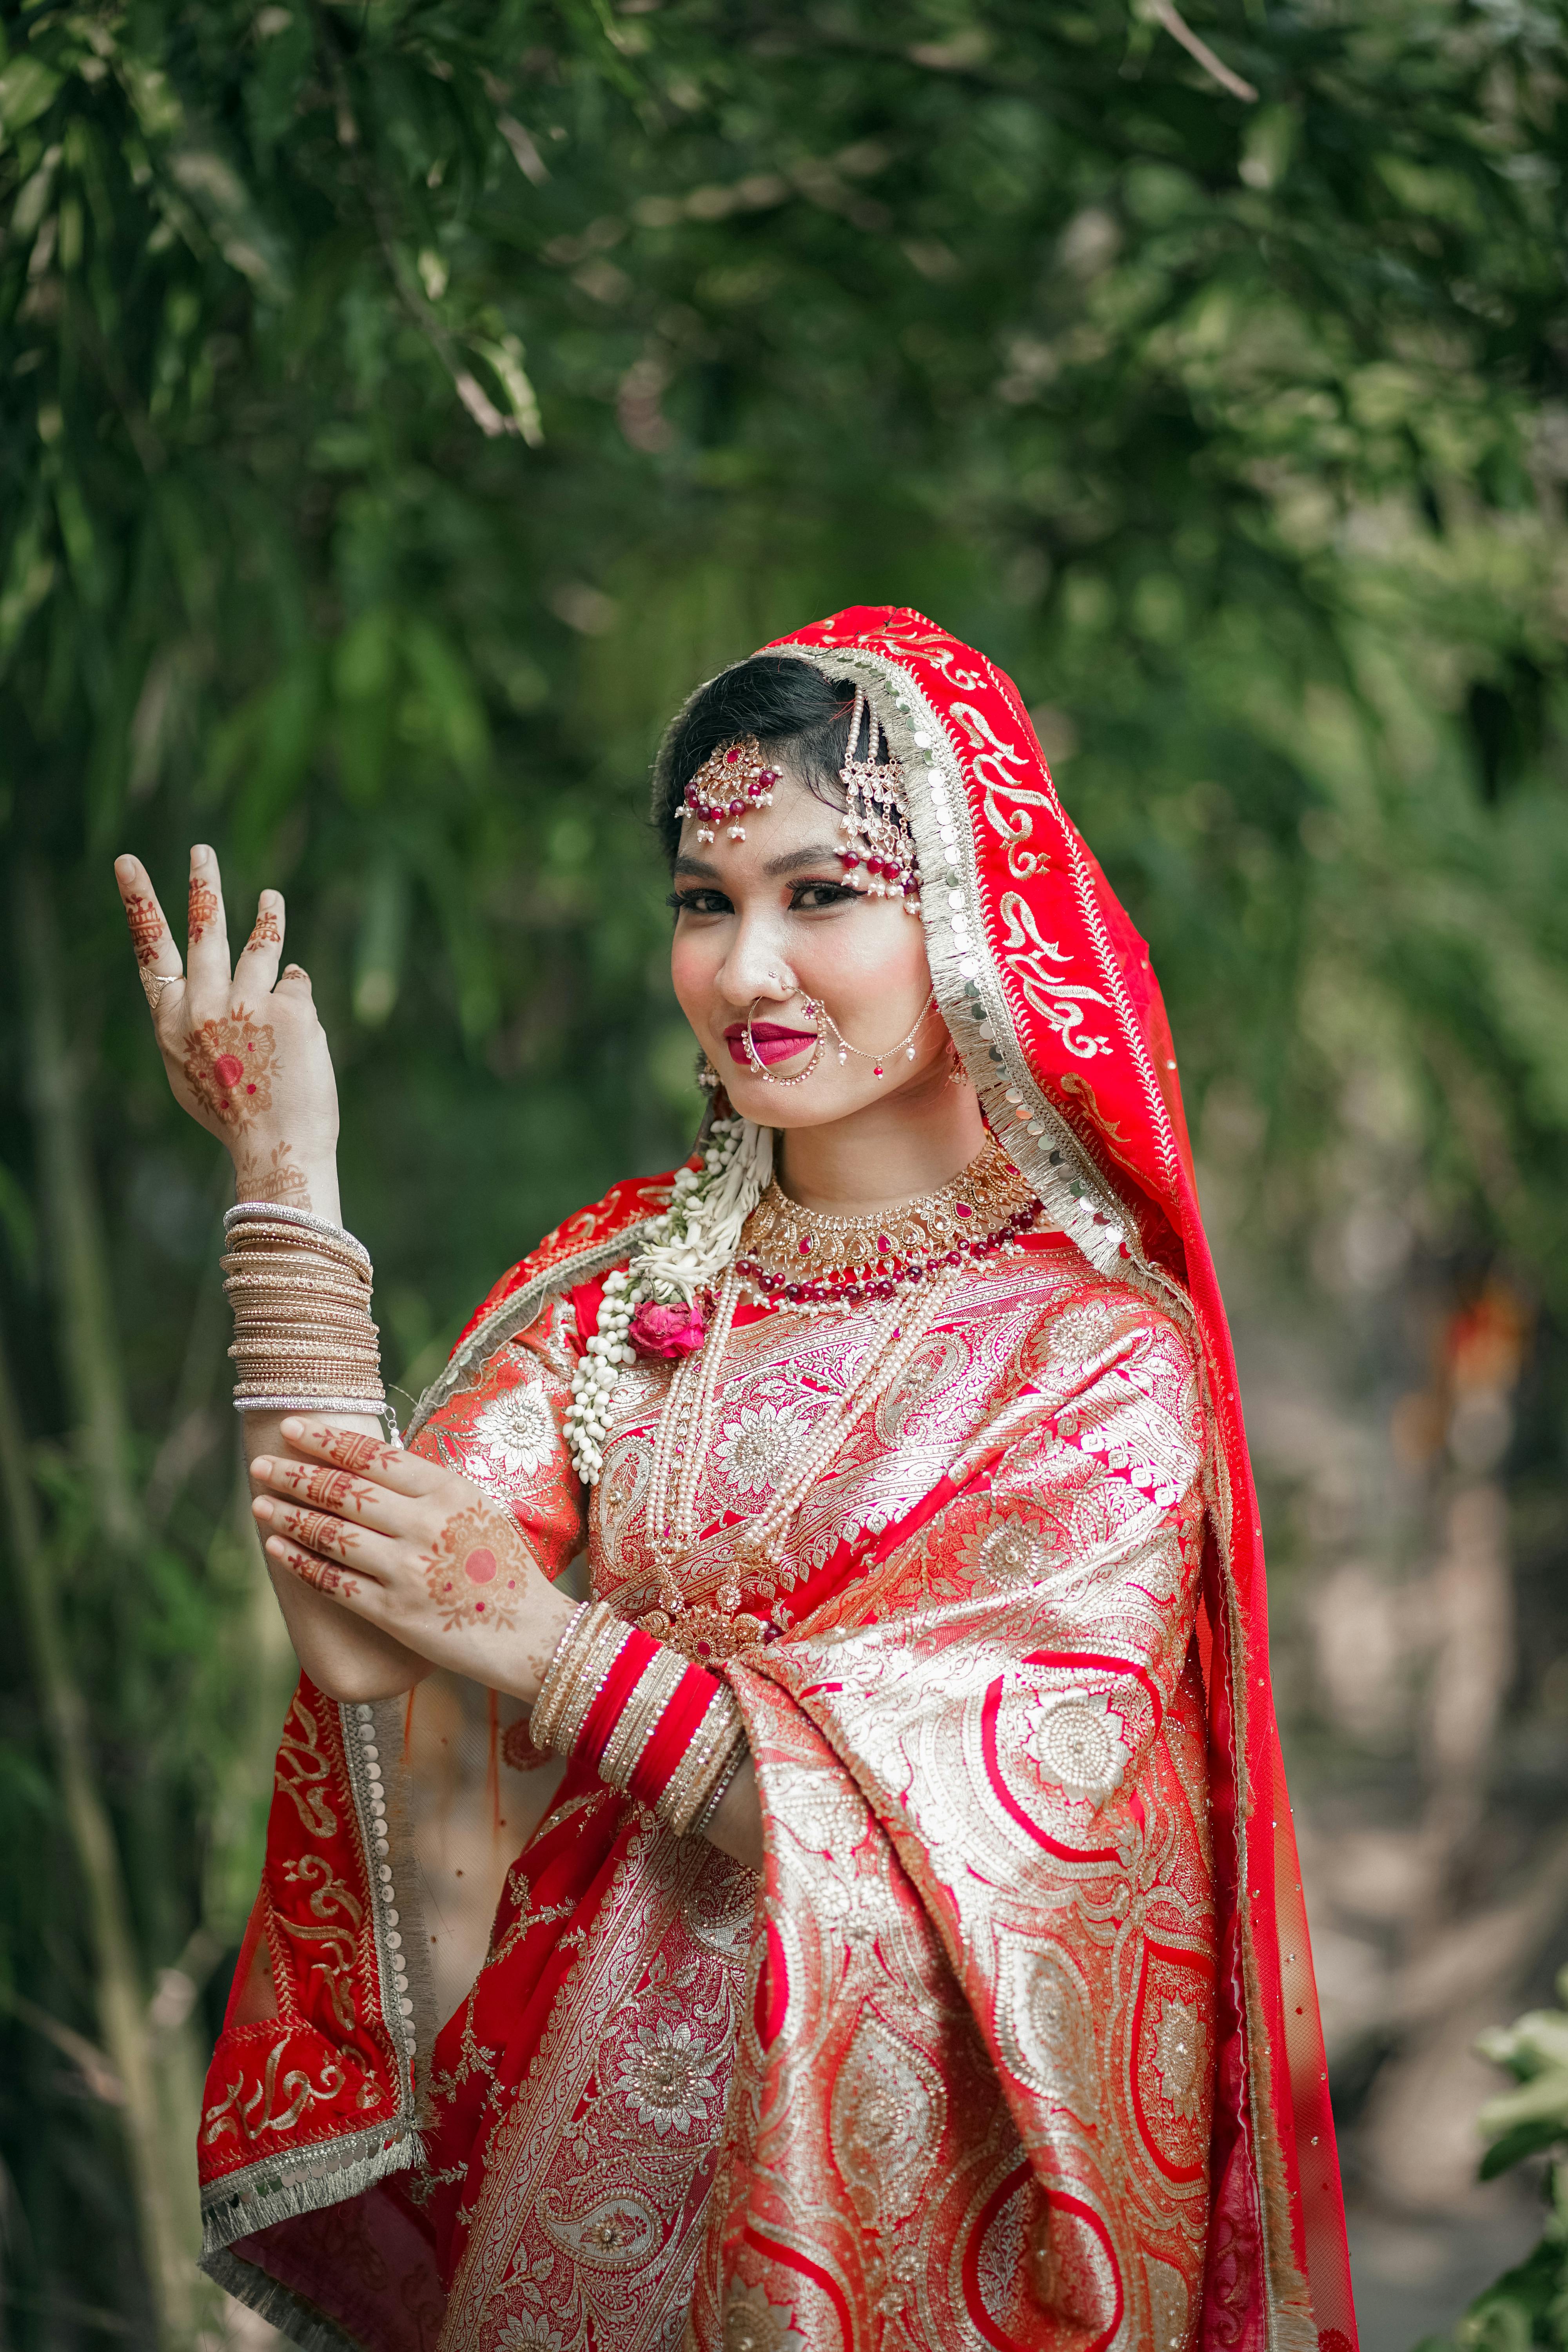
(116, 606), (1357, 2352)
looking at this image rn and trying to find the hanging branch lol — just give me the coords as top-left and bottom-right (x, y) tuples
(0, 1313), (197, 2346)
(18, 870), (142, 1552)
(12, 864), (210, 2341)
(1146, 0), (1259, 102)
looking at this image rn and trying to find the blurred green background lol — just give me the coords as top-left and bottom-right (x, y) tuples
(4, 1), (1568, 2344)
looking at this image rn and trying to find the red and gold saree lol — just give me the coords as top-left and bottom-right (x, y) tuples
(198, 609), (1357, 2352)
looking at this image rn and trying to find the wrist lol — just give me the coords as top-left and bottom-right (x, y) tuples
(528, 1601), (748, 1838)
(504, 1583), (576, 1707)
(230, 1140), (341, 1227)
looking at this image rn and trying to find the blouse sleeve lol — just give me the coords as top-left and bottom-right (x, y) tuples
(408, 1287), (589, 1583)
(417, 1283), (751, 1842)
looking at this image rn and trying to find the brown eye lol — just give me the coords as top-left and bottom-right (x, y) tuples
(667, 889), (731, 917)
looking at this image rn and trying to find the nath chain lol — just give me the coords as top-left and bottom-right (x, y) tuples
(817, 989), (936, 1079)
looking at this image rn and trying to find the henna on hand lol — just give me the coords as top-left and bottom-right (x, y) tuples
(125, 893), (167, 967)
(421, 1502), (524, 1633)
(247, 905), (283, 950)
(275, 1540), (361, 1599)
(234, 1140), (310, 1207)
(182, 1011), (276, 1127)
(279, 1505), (359, 1559)
(188, 873), (219, 943)
(301, 1428), (401, 1476)
(270, 1463), (375, 1513)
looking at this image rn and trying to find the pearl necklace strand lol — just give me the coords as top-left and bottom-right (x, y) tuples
(644, 1259), (960, 1617)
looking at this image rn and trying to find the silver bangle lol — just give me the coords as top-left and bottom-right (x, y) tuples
(232, 1394), (400, 1444)
(224, 1200), (372, 1272)
(691, 1742), (747, 1840)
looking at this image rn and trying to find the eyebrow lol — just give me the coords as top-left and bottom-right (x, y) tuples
(672, 845), (845, 880)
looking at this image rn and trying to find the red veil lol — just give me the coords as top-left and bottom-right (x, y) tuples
(760, 607), (1356, 2347)
(196, 607), (1356, 2352)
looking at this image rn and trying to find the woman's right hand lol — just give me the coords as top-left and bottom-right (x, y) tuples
(114, 844), (342, 1220)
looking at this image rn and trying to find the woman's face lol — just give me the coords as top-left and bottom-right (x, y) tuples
(669, 767), (949, 1128)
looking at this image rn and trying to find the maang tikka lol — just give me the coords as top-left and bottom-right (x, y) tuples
(838, 689), (921, 914)
(675, 692), (921, 911)
(680, 738), (782, 844)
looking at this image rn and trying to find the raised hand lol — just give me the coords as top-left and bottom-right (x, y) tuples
(248, 1422), (575, 1701)
(114, 844), (341, 1215)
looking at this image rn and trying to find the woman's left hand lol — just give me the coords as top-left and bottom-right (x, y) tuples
(250, 1421), (575, 1700)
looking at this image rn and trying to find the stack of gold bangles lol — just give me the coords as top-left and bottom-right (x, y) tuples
(532, 1600), (748, 1840)
(222, 1200), (396, 1439)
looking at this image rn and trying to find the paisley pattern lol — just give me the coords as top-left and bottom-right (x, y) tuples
(200, 604), (1353, 2352)
(410, 1238), (1213, 2350)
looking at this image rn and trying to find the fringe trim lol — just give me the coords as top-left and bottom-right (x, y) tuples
(368, 1690), (441, 2118)
(200, 2122), (420, 2259)
(201, 2243), (368, 2352)
(334, 1691), (443, 2133)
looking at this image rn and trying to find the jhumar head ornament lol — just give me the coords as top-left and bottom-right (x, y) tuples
(837, 686), (920, 913)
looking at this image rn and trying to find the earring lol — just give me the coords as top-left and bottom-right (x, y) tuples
(947, 1038), (969, 1085)
(744, 997), (822, 1087)
(695, 1051), (720, 1093)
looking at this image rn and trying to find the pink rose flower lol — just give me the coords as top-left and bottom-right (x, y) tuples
(628, 1300), (707, 1361)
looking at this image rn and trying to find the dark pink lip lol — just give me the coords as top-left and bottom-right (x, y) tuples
(723, 1022), (816, 1069)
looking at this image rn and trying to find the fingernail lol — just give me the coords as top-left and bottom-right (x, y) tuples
(280, 1417), (304, 1438)
(115, 855), (135, 878)
(251, 1456), (272, 1477)
(252, 1496), (273, 1521)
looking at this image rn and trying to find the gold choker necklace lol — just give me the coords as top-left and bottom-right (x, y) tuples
(734, 1133), (1038, 1310)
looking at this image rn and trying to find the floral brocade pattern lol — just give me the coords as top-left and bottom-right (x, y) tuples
(411, 1236), (1217, 2350)
(202, 599), (1348, 2352)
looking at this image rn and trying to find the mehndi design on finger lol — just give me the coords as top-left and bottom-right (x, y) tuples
(421, 1501), (523, 1632)
(247, 905), (283, 950)
(235, 1140), (310, 1207)
(309, 1429), (399, 1475)
(285, 1508), (358, 1558)
(188, 873), (219, 944)
(182, 1013), (276, 1126)
(277, 1541), (360, 1599)
(125, 894), (165, 966)
(274, 1464), (373, 1513)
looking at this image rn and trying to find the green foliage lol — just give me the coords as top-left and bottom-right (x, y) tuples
(1414, 1980), (1568, 2350)
(2, 0), (1568, 2334)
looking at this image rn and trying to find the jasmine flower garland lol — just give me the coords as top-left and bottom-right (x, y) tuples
(565, 1115), (773, 1484)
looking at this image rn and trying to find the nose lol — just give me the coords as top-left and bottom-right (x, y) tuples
(715, 910), (797, 1014)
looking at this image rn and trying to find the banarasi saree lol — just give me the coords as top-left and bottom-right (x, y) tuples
(198, 609), (1358, 2352)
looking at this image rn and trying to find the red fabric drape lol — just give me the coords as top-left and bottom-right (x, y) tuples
(762, 606), (1356, 2347)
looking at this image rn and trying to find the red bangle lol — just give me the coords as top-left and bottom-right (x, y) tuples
(576, 1629), (664, 1774)
(628, 1661), (722, 1812)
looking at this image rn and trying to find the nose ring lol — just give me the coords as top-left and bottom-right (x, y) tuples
(744, 996), (823, 1088)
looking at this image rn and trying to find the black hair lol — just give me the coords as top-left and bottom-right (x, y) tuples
(652, 653), (882, 864)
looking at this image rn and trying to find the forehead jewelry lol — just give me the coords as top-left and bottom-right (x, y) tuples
(680, 737), (782, 844)
(817, 990), (936, 1080)
(744, 996), (822, 1087)
(838, 688), (921, 915)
